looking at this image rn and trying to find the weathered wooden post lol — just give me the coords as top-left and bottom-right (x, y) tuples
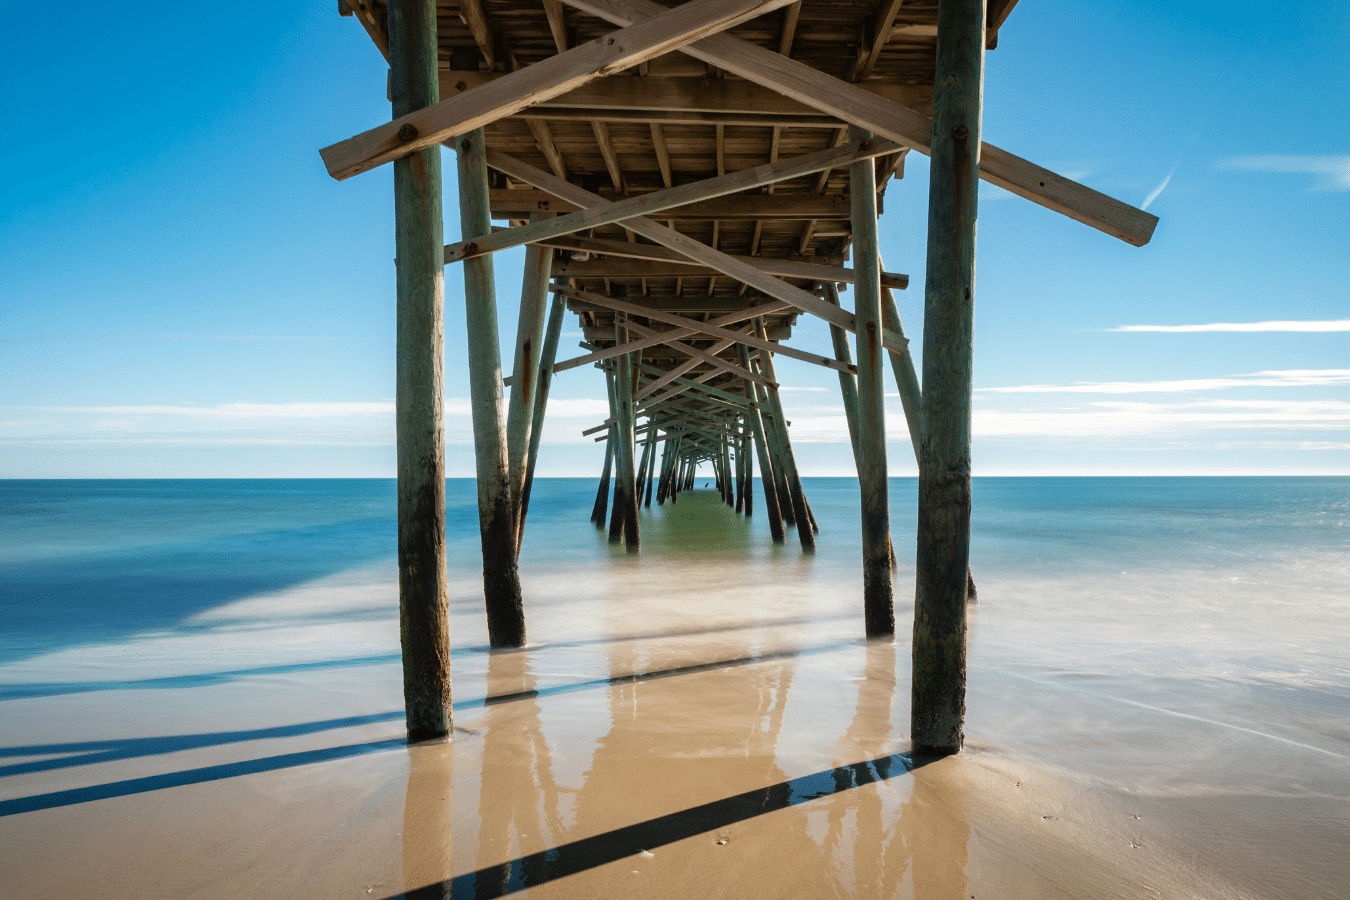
(592, 431), (614, 525)
(456, 126), (525, 648)
(516, 290), (566, 550)
(741, 429), (753, 517)
(634, 425), (653, 505)
(644, 432), (658, 507)
(824, 283), (862, 462)
(390, 0), (450, 741)
(752, 332), (815, 551)
(738, 344), (785, 542)
(611, 320), (640, 552)
(850, 126), (895, 637)
(505, 213), (554, 538)
(913, 0), (985, 756)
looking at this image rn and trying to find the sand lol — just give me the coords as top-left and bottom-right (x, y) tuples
(2, 492), (1347, 898)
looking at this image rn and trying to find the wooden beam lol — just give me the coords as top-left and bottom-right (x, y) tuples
(590, 120), (624, 192)
(650, 122), (673, 188)
(485, 150), (911, 351)
(527, 299), (787, 380)
(457, 0), (497, 70)
(851, 0), (906, 83)
(777, 2), (802, 56)
(486, 187), (852, 221)
(542, 0), (569, 53)
(557, 284), (857, 376)
(620, 317), (772, 387)
(322, 0), (801, 180)
(553, 255), (908, 289)
(439, 70), (935, 120)
(559, 0), (1158, 246)
(446, 137), (898, 263)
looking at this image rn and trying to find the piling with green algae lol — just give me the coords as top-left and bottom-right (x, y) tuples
(850, 125), (895, 637)
(390, 0), (450, 740)
(913, 0), (984, 757)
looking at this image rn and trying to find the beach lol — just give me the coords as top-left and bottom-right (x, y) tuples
(2, 478), (1348, 898)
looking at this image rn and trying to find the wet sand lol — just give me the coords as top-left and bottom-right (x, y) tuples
(2, 491), (1347, 898)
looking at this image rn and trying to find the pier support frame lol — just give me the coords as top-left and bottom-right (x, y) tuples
(913, 0), (985, 756)
(390, 0), (450, 741)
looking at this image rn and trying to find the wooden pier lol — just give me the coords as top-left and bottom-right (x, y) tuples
(322, 0), (1157, 752)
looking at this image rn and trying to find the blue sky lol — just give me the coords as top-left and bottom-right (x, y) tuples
(2, 1), (1347, 477)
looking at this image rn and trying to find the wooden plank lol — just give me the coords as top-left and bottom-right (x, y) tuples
(557, 284), (857, 376)
(486, 187), (852, 220)
(485, 150), (912, 351)
(559, 0), (1158, 246)
(389, 0), (448, 741)
(914, 0), (982, 758)
(437, 69), (934, 119)
(322, 0), (801, 180)
(552, 254), (907, 290)
(447, 137), (898, 263)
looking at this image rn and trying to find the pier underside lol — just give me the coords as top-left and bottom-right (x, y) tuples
(321, 0), (1156, 750)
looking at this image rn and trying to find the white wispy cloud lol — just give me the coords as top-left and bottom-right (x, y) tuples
(978, 369), (1350, 395)
(972, 399), (1350, 438)
(1112, 320), (1350, 333)
(1221, 154), (1350, 190)
(1141, 161), (1180, 210)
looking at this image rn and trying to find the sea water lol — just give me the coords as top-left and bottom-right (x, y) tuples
(2, 478), (1348, 898)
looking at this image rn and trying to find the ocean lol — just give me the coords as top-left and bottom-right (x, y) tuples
(2, 477), (1348, 898)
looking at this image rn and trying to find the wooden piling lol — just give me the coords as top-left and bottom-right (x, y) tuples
(516, 290), (566, 551)
(752, 327), (815, 551)
(741, 430), (753, 517)
(504, 213), (554, 537)
(612, 321), (640, 552)
(738, 344), (785, 542)
(643, 430), (658, 507)
(823, 283), (862, 463)
(390, 0), (451, 741)
(456, 127), (525, 649)
(850, 126), (895, 637)
(913, 0), (985, 757)
(592, 367), (616, 528)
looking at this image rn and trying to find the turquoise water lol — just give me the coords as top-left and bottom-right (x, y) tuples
(4, 476), (1347, 663)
